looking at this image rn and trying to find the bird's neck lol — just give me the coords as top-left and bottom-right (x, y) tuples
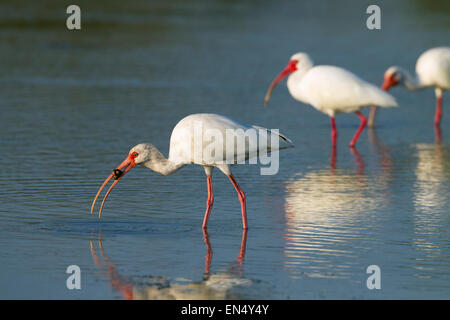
(142, 149), (185, 176)
(286, 61), (313, 102)
(403, 71), (422, 91)
(287, 69), (309, 102)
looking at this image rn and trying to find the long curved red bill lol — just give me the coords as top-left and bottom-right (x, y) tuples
(264, 59), (298, 107)
(381, 73), (398, 91)
(381, 80), (391, 91)
(91, 156), (136, 218)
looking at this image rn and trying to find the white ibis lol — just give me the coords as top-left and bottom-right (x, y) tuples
(264, 52), (397, 148)
(90, 113), (293, 230)
(374, 47), (450, 127)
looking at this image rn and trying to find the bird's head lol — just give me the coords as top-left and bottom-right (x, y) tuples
(382, 66), (406, 91)
(127, 143), (155, 166)
(264, 52), (313, 107)
(90, 143), (155, 218)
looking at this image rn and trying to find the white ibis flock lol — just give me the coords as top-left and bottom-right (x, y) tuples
(91, 46), (450, 230)
(264, 52), (398, 148)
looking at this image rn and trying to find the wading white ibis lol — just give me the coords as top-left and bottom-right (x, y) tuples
(374, 47), (450, 128)
(264, 52), (397, 148)
(90, 113), (293, 230)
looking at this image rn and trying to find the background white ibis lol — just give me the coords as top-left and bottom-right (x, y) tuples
(90, 113), (293, 230)
(375, 47), (450, 128)
(264, 52), (397, 149)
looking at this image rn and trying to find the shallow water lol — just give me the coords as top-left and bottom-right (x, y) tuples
(0, 0), (449, 299)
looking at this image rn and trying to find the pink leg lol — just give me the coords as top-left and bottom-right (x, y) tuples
(238, 229), (248, 261)
(228, 174), (248, 230)
(330, 116), (337, 148)
(434, 95), (443, 127)
(330, 145), (337, 170)
(202, 176), (214, 229)
(202, 229), (212, 275)
(349, 111), (367, 148)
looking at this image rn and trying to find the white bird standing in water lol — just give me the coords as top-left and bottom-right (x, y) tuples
(264, 52), (397, 148)
(373, 47), (450, 128)
(90, 113), (293, 230)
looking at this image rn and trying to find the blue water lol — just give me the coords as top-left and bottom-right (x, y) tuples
(0, 0), (449, 299)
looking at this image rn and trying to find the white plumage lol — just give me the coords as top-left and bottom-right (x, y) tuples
(290, 65), (397, 117)
(91, 113), (293, 230)
(169, 113), (293, 174)
(416, 47), (450, 89)
(265, 52), (397, 148)
(379, 47), (450, 127)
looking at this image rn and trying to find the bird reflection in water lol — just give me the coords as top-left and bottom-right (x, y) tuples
(283, 131), (392, 279)
(413, 142), (449, 215)
(89, 230), (250, 300)
(435, 126), (442, 144)
(367, 128), (394, 192)
(330, 145), (365, 175)
(330, 145), (365, 173)
(368, 129), (392, 170)
(411, 142), (450, 273)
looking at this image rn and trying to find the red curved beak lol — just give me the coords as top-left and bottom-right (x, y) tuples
(381, 74), (398, 91)
(264, 59), (298, 107)
(90, 155), (136, 218)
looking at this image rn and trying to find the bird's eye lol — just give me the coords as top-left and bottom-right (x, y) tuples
(392, 72), (402, 81)
(131, 152), (139, 158)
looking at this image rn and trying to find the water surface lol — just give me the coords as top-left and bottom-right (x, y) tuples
(0, 0), (449, 299)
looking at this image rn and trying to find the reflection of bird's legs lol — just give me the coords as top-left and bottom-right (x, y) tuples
(330, 145), (337, 171)
(350, 146), (365, 175)
(435, 126), (442, 145)
(202, 229), (213, 276)
(368, 128), (392, 171)
(230, 229), (248, 275)
(434, 141), (443, 161)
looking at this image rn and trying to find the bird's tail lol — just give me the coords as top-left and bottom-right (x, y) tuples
(369, 87), (398, 108)
(252, 125), (294, 151)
